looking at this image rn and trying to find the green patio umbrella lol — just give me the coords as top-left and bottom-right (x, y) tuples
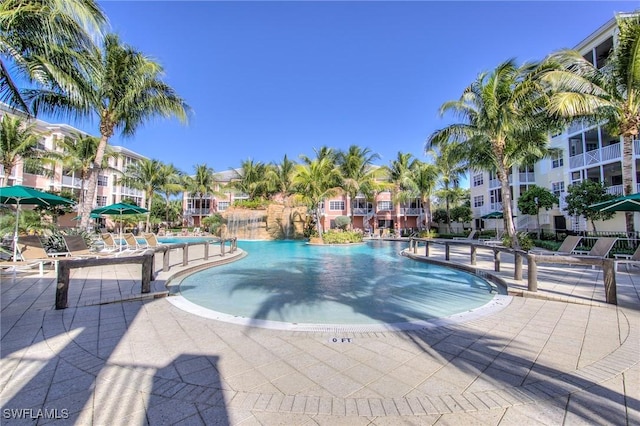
(91, 203), (149, 251)
(588, 193), (640, 212)
(0, 185), (75, 262)
(481, 211), (503, 234)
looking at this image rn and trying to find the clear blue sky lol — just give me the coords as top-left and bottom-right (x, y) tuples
(65, 1), (636, 177)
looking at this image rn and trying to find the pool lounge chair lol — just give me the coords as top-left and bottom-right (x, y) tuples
(530, 235), (582, 255)
(62, 235), (114, 258)
(100, 233), (120, 252)
(573, 237), (618, 258)
(453, 230), (477, 241)
(142, 233), (165, 248)
(0, 235), (60, 275)
(123, 233), (147, 252)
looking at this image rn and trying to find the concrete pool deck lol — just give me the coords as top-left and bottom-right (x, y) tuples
(1, 242), (639, 425)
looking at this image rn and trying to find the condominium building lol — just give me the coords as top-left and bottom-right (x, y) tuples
(470, 15), (639, 236)
(0, 103), (147, 227)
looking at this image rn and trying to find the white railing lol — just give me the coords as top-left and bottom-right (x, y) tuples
(585, 148), (600, 165)
(606, 185), (624, 196)
(352, 207), (372, 216)
(120, 187), (144, 197)
(569, 153), (584, 168)
(400, 208), (421, 215)
(61, 175), (84, 188)
(488, 175), (512, 188)
(518, 172), (535, 183)
(601, 143), (621, 161)
(559, 193), (568, 210)
(185, 208), (210, 215)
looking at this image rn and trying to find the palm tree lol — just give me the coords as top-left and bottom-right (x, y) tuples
(541, 13), (640, 234)
(265, 154), (296, 202)
(428, 143), (467, 233)
(56, 132), (118, 214)
(1, 0), (106, 112)
(184, 164), (218, 227)
(229, 159), (269, 200)
(26, 33), (190, 232)
(408, 160), (439, 231)
(386, 152), (416, 231)
(0, 114), (58, 185)
(337, 145), (381, 229)
(292, 157), (342, 242)
(156, 163), (184, 225)
(120, 158), (165, 232)
(427, 59), (559, 248)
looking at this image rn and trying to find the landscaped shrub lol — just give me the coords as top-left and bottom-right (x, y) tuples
(532, 240), (561, 251)
(502, 232), (534, 251)
(334, 216), (351, 230)
(322, 230), (363, 244)
(418, 230), (438, 239)
(232, 200), (269, 209)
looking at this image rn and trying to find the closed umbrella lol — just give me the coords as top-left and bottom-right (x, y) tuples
(90, 203), (149, 251)
(0, 185), (75, 262)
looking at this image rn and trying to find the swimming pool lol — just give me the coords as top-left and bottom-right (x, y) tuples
(173, 240), (509, 331)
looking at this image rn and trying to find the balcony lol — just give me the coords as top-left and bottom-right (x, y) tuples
(606, 185), (624, 196)
(488, 175), (512, 189)
(399, 208), (421, 215)
(569, 143), (622, 169)
(518, 172), (535, 183)
(352, 207), (373, 216)
(185, 208), (210, 215)
(61, 175), (85, 188)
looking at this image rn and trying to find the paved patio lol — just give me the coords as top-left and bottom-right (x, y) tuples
(1, 242), (639, 425)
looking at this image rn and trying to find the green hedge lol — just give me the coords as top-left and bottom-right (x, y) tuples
(322, 230), (363, 244)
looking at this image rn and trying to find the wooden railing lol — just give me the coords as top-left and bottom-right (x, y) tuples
(55, 238), (239, 310)
(407, 238), (618, 305)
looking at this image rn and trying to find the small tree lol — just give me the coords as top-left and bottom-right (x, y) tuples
(564, 180), (616, 234)
(450, 205), (472, 224)
(334, 216), (351, 231)
(518, 185), (559, 239)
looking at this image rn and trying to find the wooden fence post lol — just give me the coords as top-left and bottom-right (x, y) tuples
(425, 241), (429, 257)
(182, 244), (189, 266)
(55, 261), (70, 310)
(470, 245), (477, 265)
(445, 242), (450, 261)
(141, 252), (152, 293)
(494, 249), (501, 272)
(603, 259), (617, 305)
(514, 252), (522, 281)
(163, 247), (170, 272)
(527, 254), (537, 292)
(204, 242), (209, 260)
(221, 240), (226, 256)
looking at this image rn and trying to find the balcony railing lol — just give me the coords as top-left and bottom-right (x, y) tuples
(120, 187), (144, 197)
(569, 143), (623, 169)
(400, 208), (421, 215)
(352, 207), (373, 216)
(606, 185), (624, 196)
(61, 175), (84, 188)
(185, 208), (210, 215)
(488, 175), (512, 189)
(518, 172), (535, 183)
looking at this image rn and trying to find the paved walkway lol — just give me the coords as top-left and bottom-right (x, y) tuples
(1, 242), (639, 425)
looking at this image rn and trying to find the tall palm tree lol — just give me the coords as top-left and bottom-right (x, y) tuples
(0, 114), (58, 185)
(229, 158), (269, 200)
(184, 163), (218, 227)
(265, 154), (296, 202)
(428, 143), (467, 233)
(292, 157), (342, 242)
(541, 13), (640, 234)
(26, 33), (190, 231)
(385, 152), (416, 230)
(408, 160), (439, 231)
(156, 163), (184, 225)
(0, 0), (106, 112)
(120, 158), (164, 232)
(337, 145), (381, 229)
(56, 132), (118, 213)
(427, 59), (558, 248)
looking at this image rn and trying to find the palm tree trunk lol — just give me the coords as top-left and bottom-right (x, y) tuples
(146, 191), (152, 232)
(81, 134), (109, 231)
(315, 206), (324, 242)
(499, 170), (519, 248)
(622, 135), (635, 234)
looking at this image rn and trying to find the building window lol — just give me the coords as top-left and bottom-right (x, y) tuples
(473, 196), (484, 208)
(551, 152), (564, 168)
(552, 181), (565, 197)
(329, 200), (345, 211)
(377, 201), (393, 211)
(96, 196), (107, 207)
(217, 201), (230, 211)
(472, 174), (484, 187)
(97, 175), (108, 186)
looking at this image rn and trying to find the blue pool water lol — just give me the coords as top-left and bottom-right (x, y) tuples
(177, 240), (502, 327)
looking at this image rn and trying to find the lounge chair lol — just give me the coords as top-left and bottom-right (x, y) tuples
(573, 237), (617, 258)
(142, 233), (164, 248)
(480, 231), (504, 246)
(123, 233), (147, 252)
(62, 235), (114, 258)
(453, 230), (477, 241)
(100, 233), (120, 252)
(530, 235), (582, 255)
(0, 235), (60, 275)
